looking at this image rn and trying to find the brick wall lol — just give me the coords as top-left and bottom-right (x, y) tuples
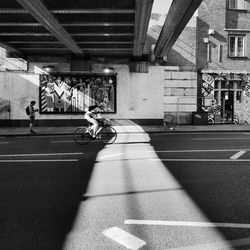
(167, 26), (196, 68)
(197, 0), (250, 71)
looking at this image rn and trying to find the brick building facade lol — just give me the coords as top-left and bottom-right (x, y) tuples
(197, 0), (250, 124)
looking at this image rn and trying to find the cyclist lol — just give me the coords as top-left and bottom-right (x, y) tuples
(84, 104), (102, 138)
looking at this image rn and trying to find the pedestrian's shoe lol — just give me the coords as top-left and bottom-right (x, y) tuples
(30, 130), (37, 134)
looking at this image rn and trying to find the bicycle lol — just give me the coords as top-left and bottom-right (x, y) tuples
(163, 113), (178, 130)
(73, 118), (117, 145)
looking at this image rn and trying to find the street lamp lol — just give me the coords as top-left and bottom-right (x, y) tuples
(103, 67), (114, 74)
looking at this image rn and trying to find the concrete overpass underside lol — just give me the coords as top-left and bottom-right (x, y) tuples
(0, 0), (203, 65)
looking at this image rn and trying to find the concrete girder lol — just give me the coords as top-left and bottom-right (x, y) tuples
(16, 0), (83, 55)
(0, 42), (23, 57)
(154, 0), (203, 58)
(133, 0), (154, 57)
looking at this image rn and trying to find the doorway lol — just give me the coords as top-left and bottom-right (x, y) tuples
(221, 91), (234, 122)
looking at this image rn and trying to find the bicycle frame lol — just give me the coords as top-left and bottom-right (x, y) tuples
(73, 119), (117, 145)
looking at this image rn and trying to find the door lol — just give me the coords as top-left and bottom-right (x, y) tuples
(221, 91), (234, 122)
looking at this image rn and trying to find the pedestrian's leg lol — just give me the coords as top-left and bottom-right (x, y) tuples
(30, 116), (36, 134)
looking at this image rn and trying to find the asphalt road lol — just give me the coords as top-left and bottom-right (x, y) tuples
(1, 132), (250, 250)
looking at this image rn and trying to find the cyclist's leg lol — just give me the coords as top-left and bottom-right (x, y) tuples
(85, 116), (96, 136)
(91, 119), (99, 137)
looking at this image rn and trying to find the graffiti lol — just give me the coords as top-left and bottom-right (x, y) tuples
(0, 98), (10, 119)
(0, 99), (10, 113)
(207, 103), (221, 124)
(234, 113), (239, 124)
(244, 83), (250, 97)
(234, 94), (250, 124)
(39, 74), (116, 114)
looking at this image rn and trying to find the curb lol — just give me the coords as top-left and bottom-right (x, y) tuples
(1, 130), (250, 137)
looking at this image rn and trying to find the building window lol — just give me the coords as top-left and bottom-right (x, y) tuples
(229, 35), (245, 57)
(229, 0), (246, 9)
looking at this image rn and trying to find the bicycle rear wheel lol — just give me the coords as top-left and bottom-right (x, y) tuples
(73, 127), (91, 145)
(100, 126), (117, 144)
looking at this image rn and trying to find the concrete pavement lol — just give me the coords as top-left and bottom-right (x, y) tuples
(1, 123), (250, 136)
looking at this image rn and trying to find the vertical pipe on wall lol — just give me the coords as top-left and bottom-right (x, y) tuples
(207, 43), (210, 62)
(218, 44), (222, 62)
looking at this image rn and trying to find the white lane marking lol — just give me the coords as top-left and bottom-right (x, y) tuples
(150, 159), (250, 162)
(192, 137), (250, 140)
(50, 140), (75, 143)
(166, 237), (250, 250)
(124, 220), (250, 229)
(148, 149), (250, 153)
(0, 152), (83, 157)
(0, 142), (9, 144)
(99, 153), (123, 159)
(230, 150), (246, 160)
(103, 227), (146, 250)
(18, 135), (72, 139)
(0, 159), (78, 162)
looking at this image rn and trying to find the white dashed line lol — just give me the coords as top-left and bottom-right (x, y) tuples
(50, 140), (75, 143)
(103, 227), (146, 250)
(230, 150), (246, 160)
(0, 159), (79, 162)
(165, 237), (250, 250)
(0, 152), (83, 157)
(150, 159), (250, 162)
(192, 137), (250, 140)
(148, 149), (250, 153)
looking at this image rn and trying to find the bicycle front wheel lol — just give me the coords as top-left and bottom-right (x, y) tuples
(73, 127), (91, 145)
(100, 126), (117, 144)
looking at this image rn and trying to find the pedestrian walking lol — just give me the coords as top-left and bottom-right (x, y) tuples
(26, 100), (38, 134)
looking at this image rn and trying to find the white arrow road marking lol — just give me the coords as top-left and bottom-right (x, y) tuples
(0, 152), (83, 157)
(125, 220), (250, 229)
(165, 237), (250, 250)
(0, 159), (78, 162)
(230, 150), (246, 160)
(103, 227), (146, 250)
(0, 142), (9, 144)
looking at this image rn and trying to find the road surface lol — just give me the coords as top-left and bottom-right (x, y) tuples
(1, 131), (250, 249)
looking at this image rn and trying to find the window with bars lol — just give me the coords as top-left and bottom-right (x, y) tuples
(229, 35), (245, 57)
(228, 0), (246, 9)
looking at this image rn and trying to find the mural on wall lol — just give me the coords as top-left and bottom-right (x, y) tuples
(235, 81), (250, 124)
(39, 74), (116, 113)
(201, 73), (250, 124)
(201, 73), (218, 123)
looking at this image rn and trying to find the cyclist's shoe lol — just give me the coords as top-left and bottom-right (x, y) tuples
(90, 134), (96, 140)
(96, 135), (101, 139)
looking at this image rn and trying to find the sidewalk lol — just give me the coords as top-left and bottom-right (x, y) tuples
(1, 124), (250, 137)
